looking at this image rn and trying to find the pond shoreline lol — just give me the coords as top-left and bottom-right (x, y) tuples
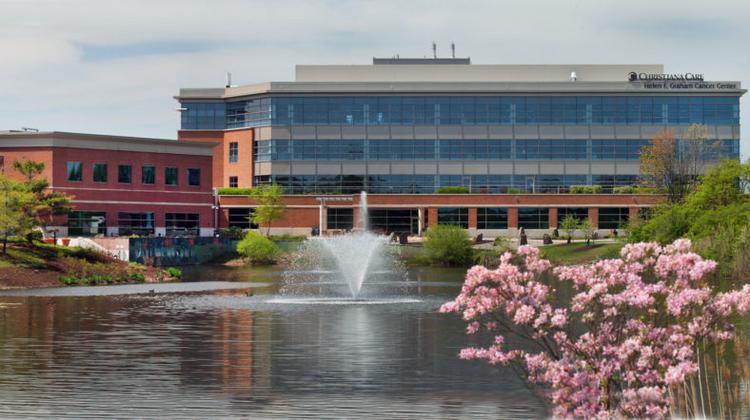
(0, 243), (174, 290)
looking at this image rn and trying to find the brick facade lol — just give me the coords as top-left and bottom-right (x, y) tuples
(0, 132), (215, 236)
(178, 128), (254, 188)
(216, 192), (662, 235)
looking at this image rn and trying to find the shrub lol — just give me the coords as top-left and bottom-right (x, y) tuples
(613, 185), (662, 194)
(219, 226), (245, 240)
(269, 234), (307, 242)
(441, 240), (750, 418)
(569, 185), (603, 194)
(59, 276), (80, 286)
(165, 267), (182, 279)
(506, 187), (524, 194)
(436, 186), (470, 194)
(237, 231), (282, 265)
(422, 224), (474, 266)
(129, 272), (146, 282)
(217, 187), (254, 195)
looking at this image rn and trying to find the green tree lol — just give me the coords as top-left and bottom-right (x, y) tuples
(12, 159), (72, 244)
(558, 214), (580, 244)
(628, 160), (750, 283)
(422, 224), (474, 266)
(579, 218), (596, 246)
(250, 183), (287, 236)
(0, 174), (33, 253)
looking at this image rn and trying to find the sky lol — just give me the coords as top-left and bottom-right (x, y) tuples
(1, 0), (748, 158)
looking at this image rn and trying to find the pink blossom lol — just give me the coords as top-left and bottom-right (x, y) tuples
(441, 238), (750, 418)
(513, 305), (535, 324)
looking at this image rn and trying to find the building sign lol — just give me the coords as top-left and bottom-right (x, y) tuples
(628, 71), (739, 90)
(628, 72), (704, 81)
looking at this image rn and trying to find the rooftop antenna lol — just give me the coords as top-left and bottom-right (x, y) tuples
(451, 42), (455, 58)
(225, 72), (232, 88)
(432, 41), (437, 59)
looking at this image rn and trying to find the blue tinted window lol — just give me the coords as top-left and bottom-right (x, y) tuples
(182, 95), (740, 129)
(181, 102), (226, 129)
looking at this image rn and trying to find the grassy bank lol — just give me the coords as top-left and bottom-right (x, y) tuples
(0, 241), (178, 289)
(540, 242), (623, 265)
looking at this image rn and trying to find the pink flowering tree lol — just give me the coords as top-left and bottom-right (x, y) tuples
(440, 239), (750, 418)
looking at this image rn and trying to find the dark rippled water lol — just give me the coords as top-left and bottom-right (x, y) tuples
(0, 266), (547, 419)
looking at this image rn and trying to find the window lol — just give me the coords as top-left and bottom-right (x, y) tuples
(327, 208), (353, 230)
(518, 208), (549, 229)
(67, 211), (106, 236)
(117, 212), (155, 236)
(165, 213), (199, 236)
(165, 167), (178, 186)
(0, 156), (4, 172)
(228, 176), (238, 188)
(229, 142), (238, 163)
(141, 165), (155, 184)
(188, 95), (741, 130)
(93, 163), (108, 183)
(477, 208), (508, 229)
(228, 208), (257, 229)
(368, 209), (419, 234)
(187, 168), (201, 186)
(599, 207), (630, 229)
(117, 165), (132, 183)
(557, 208), (589, 225)
(67, 161), (82, 182)
(437, 208), (469, 228)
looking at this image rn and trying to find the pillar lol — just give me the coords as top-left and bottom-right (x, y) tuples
(588, 207), (599, 228)
(353, 206), (362, 231)
(508, 207), (519, 229)
(427, 207), (438, 228)
(548, 207), (558, 229)
(468, 208), (478, 229)
(319, 204), (327, 234)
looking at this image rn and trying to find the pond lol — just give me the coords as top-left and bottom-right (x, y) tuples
(0, 265), (549, 419)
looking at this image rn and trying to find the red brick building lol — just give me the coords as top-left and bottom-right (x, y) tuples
(0, 131), (216, 237)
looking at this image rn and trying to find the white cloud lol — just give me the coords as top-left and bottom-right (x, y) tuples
(0, 0), (748, 157)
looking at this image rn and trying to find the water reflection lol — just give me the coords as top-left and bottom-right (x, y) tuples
(0, 269), (547, 418)
(7, 265), (749, 418)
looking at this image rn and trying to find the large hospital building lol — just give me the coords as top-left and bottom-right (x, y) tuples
(1, 57), (744, 237)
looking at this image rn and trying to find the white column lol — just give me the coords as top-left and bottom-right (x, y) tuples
(319, 203), (327, 235)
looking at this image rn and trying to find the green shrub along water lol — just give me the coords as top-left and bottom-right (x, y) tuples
(166, 267), (182, 279)
(421, 224), (474, 266)
(628, 160), (750, 285)
(237, 231), (282, 265)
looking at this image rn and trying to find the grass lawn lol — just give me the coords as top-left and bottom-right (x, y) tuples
(541, 242), (623, 265)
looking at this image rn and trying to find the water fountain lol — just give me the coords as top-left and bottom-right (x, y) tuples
(279, 191), (410, 302)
